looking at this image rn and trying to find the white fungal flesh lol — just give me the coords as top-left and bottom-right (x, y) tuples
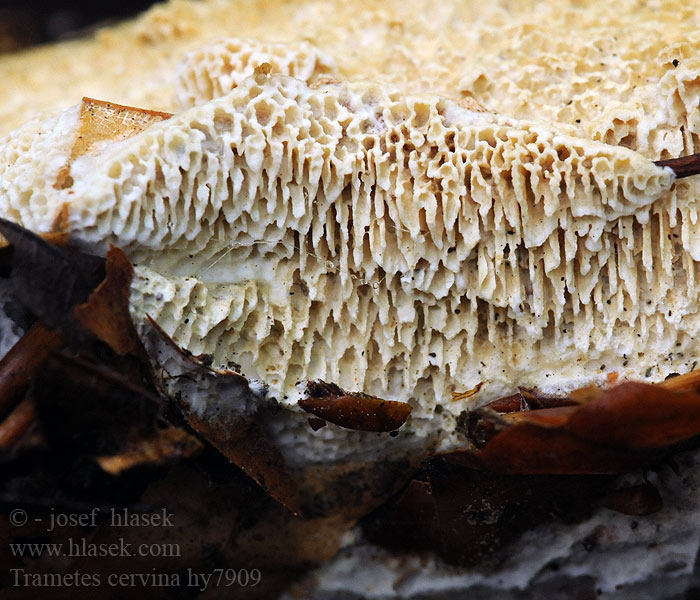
(0, 72), (684, 418)
(175, 38), (337, 109)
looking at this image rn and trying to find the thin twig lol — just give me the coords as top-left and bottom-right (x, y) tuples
(655, 153), (700, 179)
(0, 396), (35, 449)
(0, 323), (63, 418)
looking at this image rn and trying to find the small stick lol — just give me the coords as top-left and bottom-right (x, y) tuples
(0, 396), (36, 448)
(0, 323), (63, 418)
(655, 153), (700, 179)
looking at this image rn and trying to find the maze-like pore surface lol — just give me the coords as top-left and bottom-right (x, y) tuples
(0, 73), (685, 410)
(175, 38), (337, 109)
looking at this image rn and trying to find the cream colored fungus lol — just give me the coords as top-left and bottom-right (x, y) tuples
(0, 72), (681, 415)
(0, 0), (699, 429)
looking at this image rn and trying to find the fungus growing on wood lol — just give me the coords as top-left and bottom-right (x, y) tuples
(0, 71), (682, 434)
(5, 2), (700, 592)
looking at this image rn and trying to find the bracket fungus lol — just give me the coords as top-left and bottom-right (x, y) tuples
(6, 2), (700, 591)
(0, 68), (689, 448)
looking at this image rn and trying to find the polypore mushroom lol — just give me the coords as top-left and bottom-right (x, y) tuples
(4, 2), (700, 595)
(0, 66), (685, 460)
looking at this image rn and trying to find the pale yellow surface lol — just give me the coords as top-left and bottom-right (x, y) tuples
(1, 0), (698, 156)
(0, 71), (682, 410)
(2, 0), (700, 416)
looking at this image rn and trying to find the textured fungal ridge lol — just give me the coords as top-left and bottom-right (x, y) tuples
(457, 16), (700, 160)
(0, 106), (81, 230)
(175, 37), (337, 109)
(0, 73), (688, 408)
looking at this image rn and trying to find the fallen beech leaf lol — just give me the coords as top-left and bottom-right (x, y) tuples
(184, 410), (300, 514)
(71, 97), (172, 161)
(446, 378), (700, 475)
(0, 231), (68, 249)
(74, 245), (144, 357)
(445, 423), (655, 475)
(566, 381), (700, 448)
(142, 318), (301, 511)
(486, 390), (579, 415)
(657, 370), (700, 392)
(460, 402), (579, 450)
(502, 405), (579, 428)
(54, 97), (172, 190)
(300, 380), (412, 432)
(568, 384), (604, 404)
(598, 482), (663, 516)
(0, 218), (105, 333)
(96, 426), (202, 475)
(458, 408), (502, 449)
(517, 387), (580, 408)
(487, 394), (528, 413)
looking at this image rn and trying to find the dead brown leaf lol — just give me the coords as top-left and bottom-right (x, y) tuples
(566, 381), (700, 448)
(445, 421), (653, 474)
(300, 380), (412, 432)
(54, 97), (172, 190)
(447, 378), (700, 475)
(73, 245), (144, 357)
(184, 410), (301, 514)
(0, 217), (105, 333)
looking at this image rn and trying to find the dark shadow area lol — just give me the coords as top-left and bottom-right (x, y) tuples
(0, 0), (159, 52)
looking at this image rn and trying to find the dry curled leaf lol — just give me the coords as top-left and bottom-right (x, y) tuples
(565, 381), (700, 448)
(299, 380), (412, 432)
(54, 97), (172, 190)
(485, 389), (579, 415)
(447, 375), (700, 475)
(0, 217), (105, 333)
(73, 245), (144, 357)
(370, 375), (694, 566)
(145, 319), (300, 512)
(184, 410), (300, 515)
(447, 421), (654, 475)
